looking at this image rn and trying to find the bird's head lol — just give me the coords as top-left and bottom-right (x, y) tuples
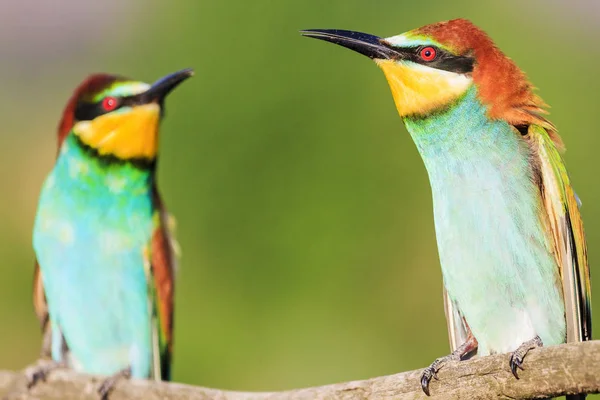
(302, 19), (553, 132)
(57, 69), (194, 162)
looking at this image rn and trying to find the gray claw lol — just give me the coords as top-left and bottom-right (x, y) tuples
(509, 336), (542, 379)
(97, 368), (131, 400)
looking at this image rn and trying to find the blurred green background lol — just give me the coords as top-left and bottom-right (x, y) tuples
(1, 0), (599, 396)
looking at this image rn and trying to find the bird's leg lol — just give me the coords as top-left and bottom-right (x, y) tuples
(24, 359), (67, 389)
(25, 327), (68, 389)
(420, 333), (478, 396)
(98, 367), (131, 400)
(509, 335), (542, 378)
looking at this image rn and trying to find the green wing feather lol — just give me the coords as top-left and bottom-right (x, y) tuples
(528, 124), (592, 342)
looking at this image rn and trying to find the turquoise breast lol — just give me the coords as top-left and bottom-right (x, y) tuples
(33, 134), (155, 377)
(403, 87), (566, 355)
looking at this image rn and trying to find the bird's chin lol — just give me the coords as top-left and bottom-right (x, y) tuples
(73, 104), (161, 161)
(375, 59), (473, 118)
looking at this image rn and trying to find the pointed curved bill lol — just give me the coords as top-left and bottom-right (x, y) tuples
(301, 29), (401, 60)
(137, 68), (195, 104)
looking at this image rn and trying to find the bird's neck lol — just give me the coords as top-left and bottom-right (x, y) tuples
(402, 86), (532, 187)
(52, 133), (156, 196)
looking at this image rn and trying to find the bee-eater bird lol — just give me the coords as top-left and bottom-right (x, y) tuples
(30, 69), (192, 397)
(302, 19), (591, 398)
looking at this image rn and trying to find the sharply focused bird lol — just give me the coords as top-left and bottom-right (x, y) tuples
(30, 69), (192, 397)
(302, 19), (591, 398)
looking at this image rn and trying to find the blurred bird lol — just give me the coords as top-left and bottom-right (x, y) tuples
(303, 19), (591, 398)
(30, 69), (192, 397)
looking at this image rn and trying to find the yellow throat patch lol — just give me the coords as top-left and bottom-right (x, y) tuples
(375, 60), (472, 117)
(73, 103), (161, 160)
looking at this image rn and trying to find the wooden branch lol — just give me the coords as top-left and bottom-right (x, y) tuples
(1, 341), (599, 400)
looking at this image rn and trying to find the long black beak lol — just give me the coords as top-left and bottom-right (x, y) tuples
(138, 68), (194, 104)
(301, 29), (401, 60)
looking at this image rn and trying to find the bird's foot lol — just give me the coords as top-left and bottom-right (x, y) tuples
(98, 367), (131, 400)
(510, 335), (542, 379)
(420, 334), (478, 396)
(420, 355), (456, 396)
(24, 359), (66, 389)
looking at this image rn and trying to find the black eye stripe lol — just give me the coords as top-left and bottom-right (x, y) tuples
(391, 45), (475, 74)
(74, 96), (139, 122)
(74, 101), (109, 121)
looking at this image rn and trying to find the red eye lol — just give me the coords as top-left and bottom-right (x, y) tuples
(420, 46), (437, 61)
(102, 96), (119, 112)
